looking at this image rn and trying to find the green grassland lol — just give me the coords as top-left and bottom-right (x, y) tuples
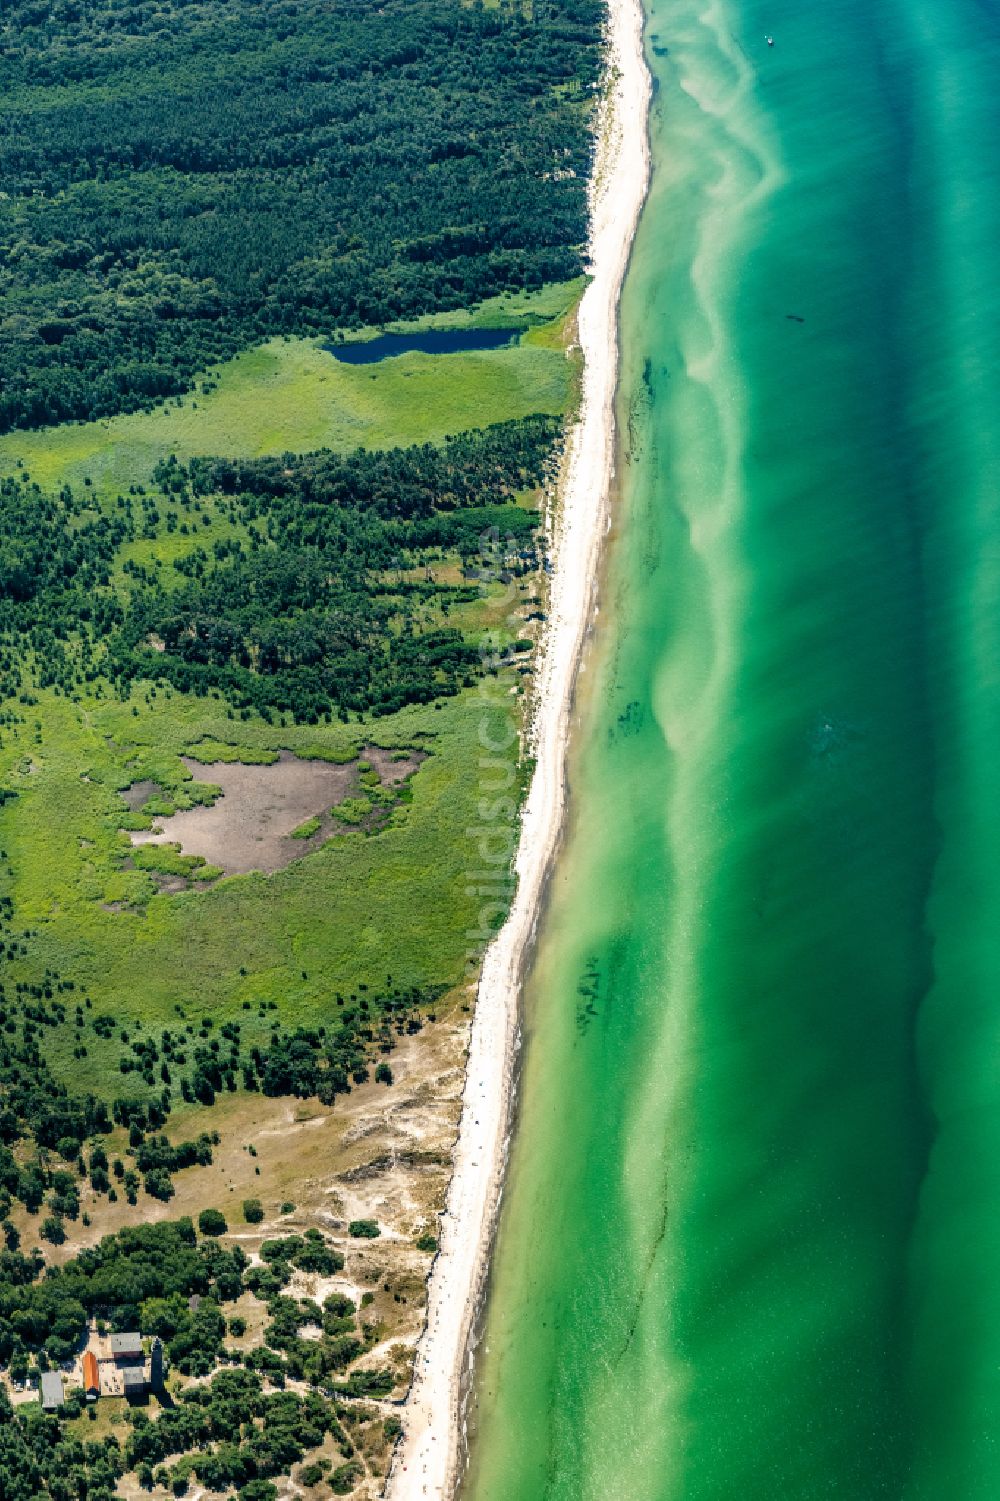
(0, 283), (581, 498)
(0, 381), (546, 1098)
(379, 277), (585, 333)
(2, 673), (526, 1100)
(113, 495), (254, 591)
(0, 275), (561, 1233)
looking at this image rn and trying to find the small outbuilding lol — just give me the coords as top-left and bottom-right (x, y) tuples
(40, 1372), (64, 1412)
(82, 1351), (100, 1401)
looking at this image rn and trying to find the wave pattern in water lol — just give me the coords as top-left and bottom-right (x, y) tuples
(463, 0), (1000, 1496)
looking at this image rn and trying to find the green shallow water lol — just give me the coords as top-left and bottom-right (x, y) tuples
(463, 0), (1000, 1497)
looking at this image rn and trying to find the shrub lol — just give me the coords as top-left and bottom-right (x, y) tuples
(416, 1234), (438, 1253)
(295, 1229), (343, 1275)
(242, 1198), (264, 1224)
(330, 796), (372, 825)
(290, 817), (322, 840)
(144, 1168), (175, 1201)
(331, 1463), (364, 1496)
(239, 1483), (278, 1501)
(40, 1216), (66, 1244)
(198, 1208), (228, 1237)
(348, 1219), (380, 1239)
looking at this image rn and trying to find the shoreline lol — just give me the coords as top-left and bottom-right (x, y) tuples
(382, 0), (652, 1494)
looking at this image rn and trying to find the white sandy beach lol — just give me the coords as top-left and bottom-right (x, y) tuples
(383, 2), (651, 1496)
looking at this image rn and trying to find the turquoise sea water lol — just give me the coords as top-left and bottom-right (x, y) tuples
(463, 0), (1000, 1496)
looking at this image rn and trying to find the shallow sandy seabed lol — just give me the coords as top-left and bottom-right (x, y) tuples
(382, 0), (653, 1493)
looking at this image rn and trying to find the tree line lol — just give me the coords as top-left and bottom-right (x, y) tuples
(0, 0), (602, 431)
(0, 417), (554, 721)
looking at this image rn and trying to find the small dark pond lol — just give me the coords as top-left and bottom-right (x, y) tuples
(326, 325), (525, 364)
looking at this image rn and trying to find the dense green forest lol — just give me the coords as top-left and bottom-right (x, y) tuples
(0, 415), (553, 719)
(0, 0), (601, 431)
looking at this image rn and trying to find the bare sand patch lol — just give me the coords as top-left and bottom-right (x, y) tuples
(125, 746), (423, 877)
(131, 751), (353, 874)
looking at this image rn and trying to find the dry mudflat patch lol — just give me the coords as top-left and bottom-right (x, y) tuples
(127, 746), (422, 876)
